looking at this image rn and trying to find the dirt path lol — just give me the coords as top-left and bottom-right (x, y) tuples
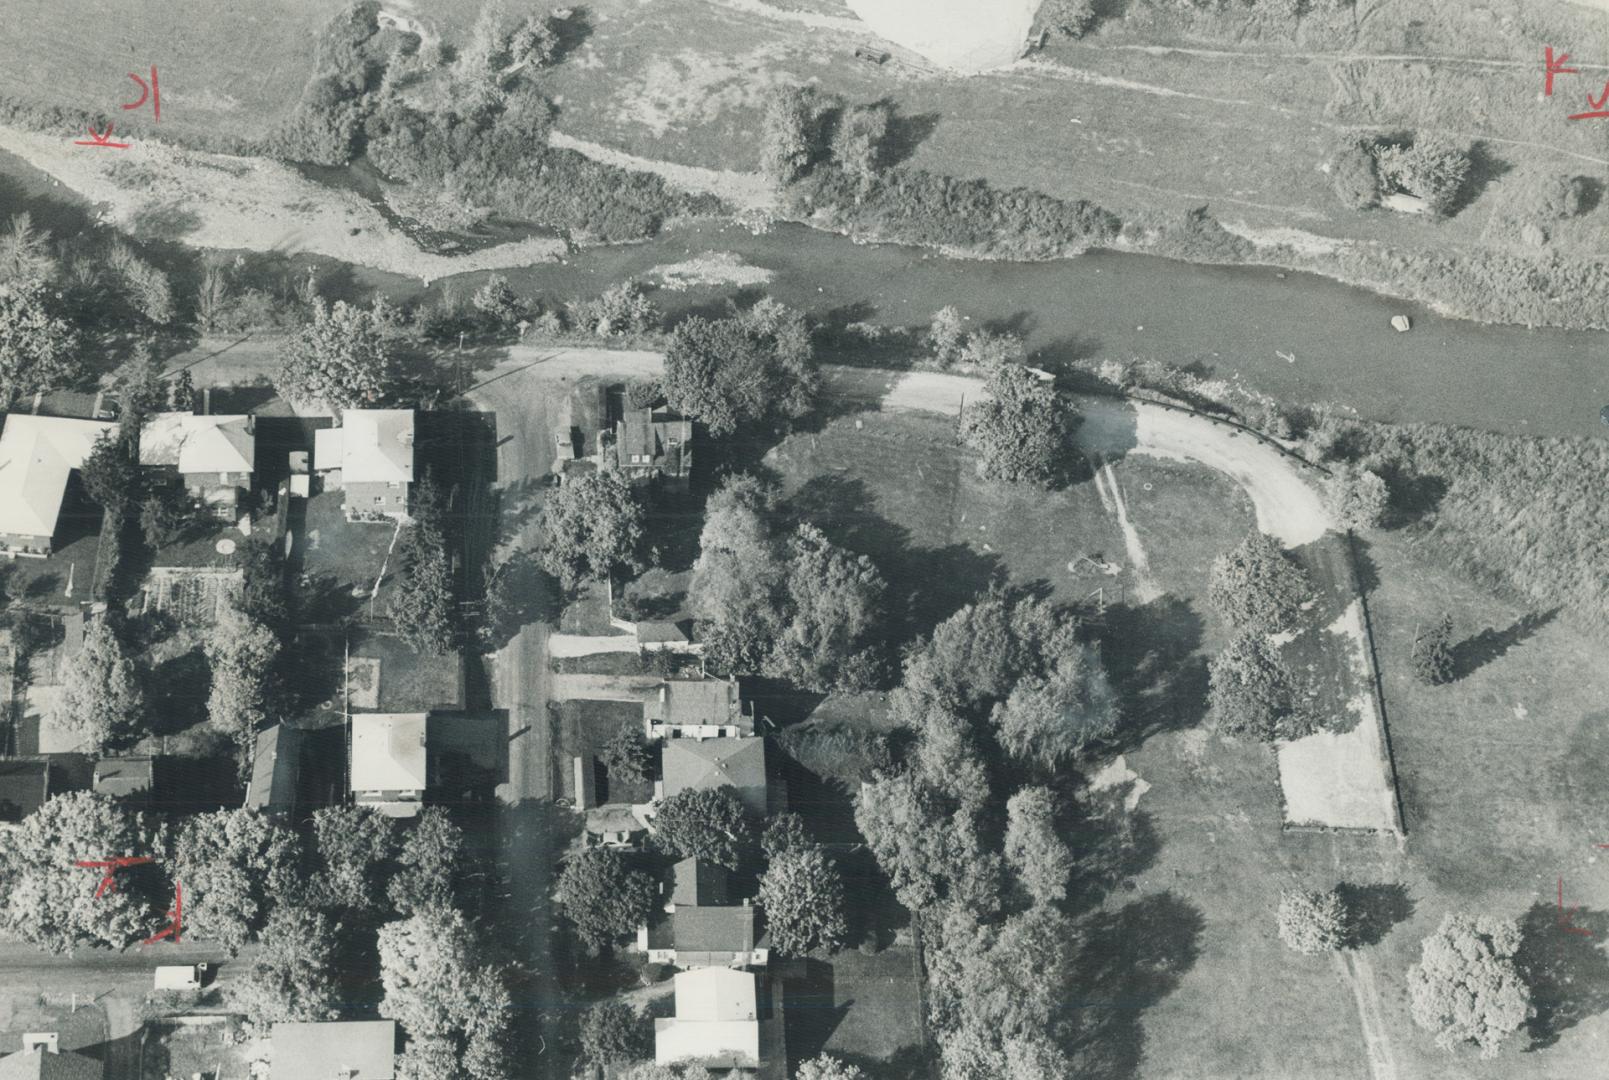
(549, 673), (665, 702)
(1091, 456), (1163, 603)
(549, 130), (776, 212)
(1335, 950), (1400, 1080)
(548, 633), (639, 658)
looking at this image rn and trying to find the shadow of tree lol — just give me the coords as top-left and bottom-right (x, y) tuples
(147, 649), (210, 736)
(1450, 608), (1558, 681)
(127, 200), (203, 242)
(1064, 804), (1162, 919)
(1095, 596), (1209, 751)
(881, 104), (941, 170)
(1515, 901), (1609, 1050)
(481, 548), (562, 652)
(1068, 891), (1205, 1079)
(1336, 881), (1414, 947)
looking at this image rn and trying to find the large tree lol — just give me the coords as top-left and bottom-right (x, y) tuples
(1207, 531), (1312, 634)
(650, 787), (754, 871)
(689, 474), (788, 674)
(0, 792), (158, 952)
(759, 84), (821, 188)
(206, 605), (281, 763)
(378, 906), (512, 1080)
(538, 470), (648, 589)
(960, 363), (1076, 487)
(758, 846), (849, 956)
(662, 301), (818, 436)
(1207, 630), (1302, 742)
(311, 805), (398, 914)
(1408, 912), (1533, 1058)
(170, 809), (304, 954)
(1375, 137), (1471, 217)
(830, 102), (891, 192)
(991, 642), (1120, 769)
(1323, 463), (1389, 531)
(389, 807), (465, 915)
(796, 1056), (865, 1080)
(769, 524), (885, 692)
(1003, 787), (1074, 906)
(55, 615), (145, 752)
(389, 477), (458, 655)
(578, 1001), (650, 1067)
(1277, 888), (1348, 955)
(0, 281), (80, 404)
(231, 904), (342, 1033)
(275, 298), (396, 411)
(553, 849), (658, 951)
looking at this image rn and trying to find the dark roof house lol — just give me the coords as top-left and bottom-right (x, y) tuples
(245, 725), (303, 818)
(659, 736), (778, 818)
(0, 1047), (100, 1080)
(671, 857), (729, 908)
(92, 757), (153, 804)
(614, 408), (692, 488)
(0, 759), (50, 826)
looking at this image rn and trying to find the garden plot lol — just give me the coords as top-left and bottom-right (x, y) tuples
(138, 567), (242, 623)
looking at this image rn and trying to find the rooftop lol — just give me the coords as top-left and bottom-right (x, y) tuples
(672, 904), (760, 955)
(648, 678), (740, 726)
(661, 736), (768, 817)
(0, 1048), (100, 1080)
(350, 713), (428, 796)
(0, 415), (116, 540)
(0, 759), (49, 824)
(671, 857), (730, 907)
(245, 725), (302, 816)
(315, 410), (414, 485)
(656, 967), (761, 1068)
(139, 413), (255, 474)
(92, 756), (154, 800)
(271, 1020), (396, 1080)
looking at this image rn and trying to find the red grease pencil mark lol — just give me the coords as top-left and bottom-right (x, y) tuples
(144, 882), (183, 944)
(1544, 47), (1577, 97)
(74, 856), (154, 898)
(73, 124), (130, 149)
(123, 67), (159, 121)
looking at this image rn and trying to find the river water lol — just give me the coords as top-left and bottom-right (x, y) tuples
(481, 220), (1608, 439)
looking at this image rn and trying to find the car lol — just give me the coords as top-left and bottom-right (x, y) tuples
(1600, 404), (1609, 428)
(1390, 315), (1411, 332)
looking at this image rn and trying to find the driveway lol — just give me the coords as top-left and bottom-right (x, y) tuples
(550, 673), (666, 702)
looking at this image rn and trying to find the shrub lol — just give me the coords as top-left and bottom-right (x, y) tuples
(1374, 137), (1471, 217)
(1278, 888), (1347, 954)
(569, 280), (658, 338)
(1037, 0), (1098, 37)
(625, 378), (662, 410)
(471, 274), (522, 325)
(1208, 531), (1312, 633)
(1331, 139), (1381, 209)
(1411, 613), (1455, 685)
(1323, 463), (1388, 530)
(927, 306), (966, 367)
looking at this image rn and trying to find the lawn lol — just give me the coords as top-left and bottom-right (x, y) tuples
(296, 488), (400, 620)
(140, 1018), (250, 1080)
(553, 697), (655, 806)
(785, 946), (928, 1080)
(347, 628), (465, 713)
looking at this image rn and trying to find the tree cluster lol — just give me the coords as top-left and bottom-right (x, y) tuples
(390, 475), (459, 655)
(961, 362), (1079, 488)
(55, 614), (145, 752)
(275, 297), (398, 411)
(379, 905), (512, 1080)
(206, 604), (283, 770)
(1208, 531), (1312, 634)
(538, 470), (649, 589)
(662, 298), (818, 436)
(1330, 134), (1472, 217)
(689, 475), (886, 690)
(553, 848), (658, 951)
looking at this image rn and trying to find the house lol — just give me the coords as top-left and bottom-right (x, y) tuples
(138, 412), (256, 518)
(669, 857), (729, 908)
(612, 407), (692, 489)
(655, 967), (763, 1069)
(644, 677), (750, 741)
(350, 713), (428, 818)
(92, 756), (153, 806)
(271, 1020), (396, 1080)
(584, 804), (650, 848)
(0, 415), (116, 556)
(245, 724), (302, 818)
(0, 1042), (100, 1080)
(314, 410), (415, 521)
(0, 759), (49, 827)
(640, 858), (767, 968)
(658, 736), (779, 819)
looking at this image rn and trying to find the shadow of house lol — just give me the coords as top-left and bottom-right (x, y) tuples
(781, 957), (848, 1071)
(1516, 901), (1609, 1051)
(1450, 608), (1559, 681)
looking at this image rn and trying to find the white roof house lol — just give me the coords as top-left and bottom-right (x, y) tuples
(654, 967), (761, 1068)
(350, 713), (427, 818)
(314, 410), (415, 483)
(139, 413), (254, 475)
(0, 415), (116, 545)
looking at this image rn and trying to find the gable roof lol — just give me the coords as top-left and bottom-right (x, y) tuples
(656, 967), (761, 1067)
(139, 413), (254, 474)
(672, 857), (729, 907)
(618, 409), (692, 476)
(648, 678), (739, 726)
(271, 1021), (396, 1080)
(674, 967), (758, 1022)
(661, 737), (768, 816)
(673, 905), (759, 955)
(0, 759), (49, 824)
(350, 713), (427, 794)
(92, 757), (153, 800)
(0, 415), (116, 540)
(245, 725), (301, 816)
(325, 410), (414, 484)
(0, 1048), (101, 1080)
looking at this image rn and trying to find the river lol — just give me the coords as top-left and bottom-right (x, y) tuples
(453, 221), (1609, 439)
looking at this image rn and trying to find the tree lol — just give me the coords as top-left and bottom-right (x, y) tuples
(78, 432), (140, 516)
(1208, 531), (1312, 634)
(206, 605), (281, 762)
(508, 12), (561, 69)
(927, 306), (966, 367)
(962, 329), (1027, 370)
(578, 1001), (649, 1066)
(1412, 613), (1455, 686)
(389, 807), (464, 915)
(538, 470), (648, 588)
(1208, 630), (1312, 741)
(0, 213), (56, 287)
(854, 772), (958, 912)
(171, 809), (304, 953)
(379, 906), (512, 1080)
(390, 516), (458, 656)
(1375, 137), (1471, 217)
(796, 1055), (865, 1080)
(960, 363), (1075, 487)
(55, 615), (145, 751)
(275, 298), (396, 410)
(650, 787), (754, 870)
(601, 721), (652, 784)
(570, 279), (659, 338)
(760, 84), (819, 188)
(553, 849), (658, 950)
(1324, 463), (1389, 531)
(830, 102), (891, 192)
(237, 536), (290, 628)
(311, 805), (398, 914)
(991, 642), (1120, 769)
(1277, 888), (1348, 955)
(0, 281), (80, 403)
(106, 240), (174, 324)
(1004, 788), (1074, 906)
(1038, 0), (1098, 37)
(662, 305), (818, 436)
(471, 273), (522, 325)
(689, 474), (787, 674)
(232, 904), (342, 1032)
(1408, 912), (1533, 1058)
(0, 792), (157, 952)
(761, 811), (811, 860)
(1531, 172), (1591, 220)
(626, 377), (663, 410)
(758, 847), (849, 956)
(1331, 140), (1381, 210)
(769, 524), (885, 691)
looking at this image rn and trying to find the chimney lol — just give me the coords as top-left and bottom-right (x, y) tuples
(202, 386), (212, 415)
